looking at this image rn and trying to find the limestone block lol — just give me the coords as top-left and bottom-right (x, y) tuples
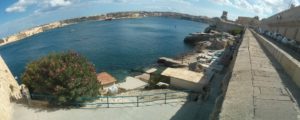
(279, 55), (296, 77)
(292, 65), (300, 87)
(273, 48), (283, 62)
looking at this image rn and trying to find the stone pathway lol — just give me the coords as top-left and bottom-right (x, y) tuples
(220, 29), (300, 120)
(13, 100), (212, 120)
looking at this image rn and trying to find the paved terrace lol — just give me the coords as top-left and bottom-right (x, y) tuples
(219, 29), (300, 120)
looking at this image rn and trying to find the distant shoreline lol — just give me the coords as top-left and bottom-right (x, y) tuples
(0, 11), (212, 47)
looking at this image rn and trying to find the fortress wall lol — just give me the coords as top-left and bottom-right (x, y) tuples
(285, 27), (297, 38)
(213, 18), (244, 32)
(278, 27), (285, 34)
(251, 30), (300, 87)
(0, 56), (21, 120)
(297, 31), (300, 40)
(260, 6), (300, 42)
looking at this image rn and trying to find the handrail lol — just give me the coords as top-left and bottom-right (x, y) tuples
(30, 90), (198, 108)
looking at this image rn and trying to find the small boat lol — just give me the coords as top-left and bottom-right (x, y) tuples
(105, 17), (113, 21)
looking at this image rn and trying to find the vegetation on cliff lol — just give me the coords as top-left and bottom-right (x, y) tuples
(21, 51), (100, 106)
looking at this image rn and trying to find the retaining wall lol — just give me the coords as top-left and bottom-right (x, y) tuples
(0, 56), (21, 120)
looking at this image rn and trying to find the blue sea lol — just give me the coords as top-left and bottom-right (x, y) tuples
(0, 17), (208, 83)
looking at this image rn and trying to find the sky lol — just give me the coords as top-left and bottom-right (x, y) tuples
(0, 0), (299, 38)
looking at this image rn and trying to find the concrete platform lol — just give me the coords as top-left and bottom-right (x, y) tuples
(117, 77), (148, 90)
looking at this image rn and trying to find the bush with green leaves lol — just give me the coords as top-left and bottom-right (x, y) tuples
(22, 51), (100, 106)
(229, 29), (243, 36)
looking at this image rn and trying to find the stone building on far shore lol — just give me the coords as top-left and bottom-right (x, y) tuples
(235, 16), (260, 28)
(0, 39), (4, 44)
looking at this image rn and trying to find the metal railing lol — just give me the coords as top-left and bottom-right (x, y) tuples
(30, 90), (199, 108)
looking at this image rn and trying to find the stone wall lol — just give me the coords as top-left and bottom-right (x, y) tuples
(0, 56), (21, 120)
(219, 29), (254, 119)
(211, 18), (244, 32)
(260, 6), (300, 42)
(251, 30), (300, 87)
(236, 16), (260, 28)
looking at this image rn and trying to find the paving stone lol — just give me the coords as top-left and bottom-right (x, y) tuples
(255, 95), (291, 101)
(253, 76), (280, 82)
(260, 87), (282, 96)
(254, 87), (261, 97)
(231, 71), (252, 81)
(251, 65), (276, 72)
(252, 70), (280, 78)
(254, 99), (298, 120)
(253, 81), (284, 88)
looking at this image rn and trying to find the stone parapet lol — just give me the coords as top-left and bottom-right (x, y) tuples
(219, 29), (254, 120)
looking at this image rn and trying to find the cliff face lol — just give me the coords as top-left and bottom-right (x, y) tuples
(0, 56), (21, 120)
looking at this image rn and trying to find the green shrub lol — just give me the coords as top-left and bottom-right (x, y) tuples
(22, 51), (100, 106)
(229, 29), (243, 36)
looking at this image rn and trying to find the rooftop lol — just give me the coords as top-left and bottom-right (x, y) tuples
(97, 72), (117, 86)
(161, 68), (204, 83)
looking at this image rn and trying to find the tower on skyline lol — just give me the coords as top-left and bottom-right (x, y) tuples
(221, 11), (228, 20)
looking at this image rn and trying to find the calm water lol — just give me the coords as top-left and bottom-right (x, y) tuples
(0, 17), (208, 82)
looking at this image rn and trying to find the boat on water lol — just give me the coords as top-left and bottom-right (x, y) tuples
(105, 17), (113, 21)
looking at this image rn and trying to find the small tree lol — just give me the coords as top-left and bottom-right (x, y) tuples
(22, 51), (100, 106)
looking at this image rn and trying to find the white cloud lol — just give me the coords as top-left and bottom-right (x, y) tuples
(210, 0), (300, 18)
(5, 0), (36, 12)
(292, 0), (300, 6)
(48, 0), (72, 7)
(5, 0), (74, 13)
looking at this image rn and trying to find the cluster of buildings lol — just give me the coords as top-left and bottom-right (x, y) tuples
(96, 72), (149, 95)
